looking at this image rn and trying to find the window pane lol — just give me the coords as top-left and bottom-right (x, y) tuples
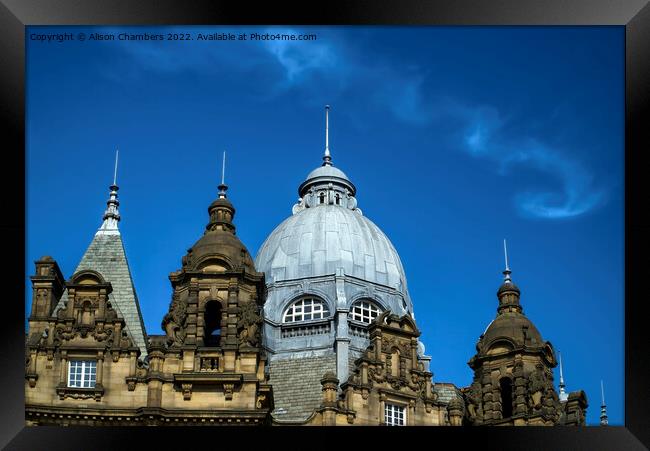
(283, 297), (329, 323)
(385, 403), (405, 426)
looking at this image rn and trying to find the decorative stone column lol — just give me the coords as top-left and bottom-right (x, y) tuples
(59, 351), (68, 386)
(447, 397), (465, 426)
(96, 351), (104, 387)
(320, 372), (339, 426)
(334, 268), (350, 384)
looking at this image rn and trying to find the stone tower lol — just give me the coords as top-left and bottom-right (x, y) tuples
(463, 245), (588, 426)
(149, 172), (273, 423)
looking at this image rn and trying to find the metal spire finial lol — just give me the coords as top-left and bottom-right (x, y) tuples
(221, 150), (226, 185)
(558, 351), (568, 402)
(323, 105), (332, 166)
(218, 150), (228, 199)
(113, 148), (119, 186)
(503, 239), (512, 283)
(97, 149), (121, 235)
(600, 380), (608, 426)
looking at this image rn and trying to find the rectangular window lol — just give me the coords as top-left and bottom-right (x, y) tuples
(384, 403), (406, 426)
(67, 360), (97, 388)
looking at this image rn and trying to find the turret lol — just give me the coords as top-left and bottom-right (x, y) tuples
(466, 240), (564, 426)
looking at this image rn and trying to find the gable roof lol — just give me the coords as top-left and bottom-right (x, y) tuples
(54, 231), (148, 359)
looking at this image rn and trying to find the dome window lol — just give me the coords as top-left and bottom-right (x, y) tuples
(350, 299), (383, 324)
(283, 297), (330, 323)
(335, 193), (340, 205)
(319, 192), (325, 204)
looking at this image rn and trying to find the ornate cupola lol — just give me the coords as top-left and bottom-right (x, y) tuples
(179, 153), (255, 274)
(496, 249), (522, 314)
(462, 240), (580, 426)
(155, 152), (273, 421)
(292, 105), (359, 214)
(206, 153), (236, 234)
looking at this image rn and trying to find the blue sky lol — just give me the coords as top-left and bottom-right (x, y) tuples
(26, 26), (624, 425)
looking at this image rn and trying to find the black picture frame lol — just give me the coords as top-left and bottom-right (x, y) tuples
(2, 1), (648, 449)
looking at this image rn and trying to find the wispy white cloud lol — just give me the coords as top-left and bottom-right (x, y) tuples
(503, 144), (605, 219)
(455, 109), (605, 219)
(95, 26), (607, 220)
(261, 28), (336, 83)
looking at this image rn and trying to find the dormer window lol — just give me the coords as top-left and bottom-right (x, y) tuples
(68, 360), (96, 388)
(283, 297), (330, 323)
(350, 299), (383, 324)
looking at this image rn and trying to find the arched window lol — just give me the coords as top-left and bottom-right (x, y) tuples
(350, 299), (383, 324)
(499, 377), (513, 418)
(335, 193), (340, 205)
(319, 192), (326, 204)
(204, 300), (222, 346)
(283, 297), (330, 323)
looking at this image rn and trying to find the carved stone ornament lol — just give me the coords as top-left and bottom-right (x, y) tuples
(56, 384), (104, 402)
(223, 383), (234, 401)
(181, 383), (193, 401)
(464, 381), (483, 423)
(527, 365), (547, 411)
(162, 292), (188, 346)
(237, 301), (262, 347)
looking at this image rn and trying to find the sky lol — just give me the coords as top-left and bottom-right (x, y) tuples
(26, 26), (624, 426)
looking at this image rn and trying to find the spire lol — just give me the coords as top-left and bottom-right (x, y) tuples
(503, 238), (512, 284)
(496, 239), (521, 314)
(600, 380), (608, 426)
(322, 105), (332, 166)
(113, 148), (119, 185)
(206, 150), (235, 233)
(97, 149), (121, 235)
(558, 351), (568, 402)
(218, 150), (228, 199)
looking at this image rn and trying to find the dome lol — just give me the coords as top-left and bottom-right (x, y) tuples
(497, 281), (520, 296)
(480, 311), (544, 350)
(187, 231), (255, 272)
(182, 185), (256, 273)
(255, 204), (409, 296)
(305, 165), (350, 181)
(298, 165), (356, 197)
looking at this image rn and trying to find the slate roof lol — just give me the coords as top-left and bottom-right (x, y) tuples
(54, 232), (148, 359)
(269, 354), (336, 422)
(434, 382), (463, 405)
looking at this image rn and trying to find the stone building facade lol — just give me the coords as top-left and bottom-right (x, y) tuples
(25, 108), (589, 426)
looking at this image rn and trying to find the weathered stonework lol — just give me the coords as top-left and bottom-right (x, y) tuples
(298, 311), (455, 426)
(25, 133), (590, 427)
(25, 182), (273, 426)
(462, 272), (588, 426)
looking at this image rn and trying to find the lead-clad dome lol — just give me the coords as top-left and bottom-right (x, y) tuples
(255, 204), (408, 293)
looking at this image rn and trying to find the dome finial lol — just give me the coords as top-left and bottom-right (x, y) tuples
(600, 379), (608, 426)
(558, 351), (568, 402)
(113, 148), (119, 186)
(97, 148), (121, 235)
(496, 239), (521, 313)
(323, 105), (332, 166)
(218, 150), (228, 199)
(503, 238), (512, 284)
